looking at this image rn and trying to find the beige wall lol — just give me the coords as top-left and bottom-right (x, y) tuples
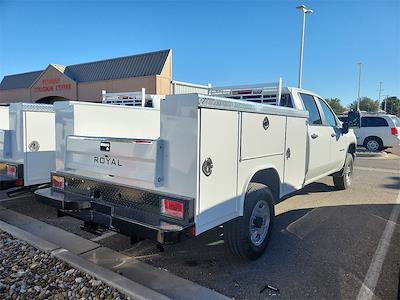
(30, 65), (77, 102)
(0, 88), (31, 103)
(156, 75), (172, 95)
(0, 53), (173, 103)
(77, 76), (158, 102)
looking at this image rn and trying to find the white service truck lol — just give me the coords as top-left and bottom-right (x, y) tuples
(35, 84), (359, 259)
(0, 103), (56, 191)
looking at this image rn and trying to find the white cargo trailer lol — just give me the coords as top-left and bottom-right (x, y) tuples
(36, 85), (359, 259)
(0, 103), (55, 190)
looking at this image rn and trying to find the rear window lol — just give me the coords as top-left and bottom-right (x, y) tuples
(361, 117), (389, 127)
(390, 117), (400, 127)
(279, 94), (293, 108)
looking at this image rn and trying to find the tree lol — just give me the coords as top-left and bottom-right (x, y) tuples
(326, 98), (346, 114)
(348, 97), (380, 112)
(381, 96), (400, 116)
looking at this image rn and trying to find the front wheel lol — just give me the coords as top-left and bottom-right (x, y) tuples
(224, 183), (275, 260)
(333, 153), (354, 190)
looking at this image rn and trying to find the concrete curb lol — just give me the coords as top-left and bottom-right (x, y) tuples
(0, 219), (170, 300)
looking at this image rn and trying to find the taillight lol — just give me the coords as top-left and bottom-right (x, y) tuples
(15, 179), (24, 186)
(6, 165), (17, 177)
(52, 175), (65, 189)
(391, 128), (399, 136)
(161, 198), (184, 219)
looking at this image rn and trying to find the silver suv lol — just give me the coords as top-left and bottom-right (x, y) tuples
(339, 114), (400, 151)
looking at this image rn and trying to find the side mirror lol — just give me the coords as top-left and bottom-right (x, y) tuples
(341, 122), (349, 134)
(347, 111), (361, 128)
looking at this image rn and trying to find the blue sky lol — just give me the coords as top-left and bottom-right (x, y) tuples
(0, 0), (399, 105)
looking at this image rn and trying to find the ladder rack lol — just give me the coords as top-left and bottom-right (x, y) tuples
(209, 78), (282, 106)
(102, 88), (164, 109)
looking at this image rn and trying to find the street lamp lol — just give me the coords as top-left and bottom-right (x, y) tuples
(296, 5), (313, 89)
(357, 62), (362, 111)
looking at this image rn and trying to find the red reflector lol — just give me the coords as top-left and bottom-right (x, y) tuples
(161, 199), (184, 219)
(6, 165), (17, 177)
(186, 226), (196, 237)
(391, 128), (399, 136)
(237, 90), (252, 95)
(15, 179), (24, 186)
(52, 176), (65, 189)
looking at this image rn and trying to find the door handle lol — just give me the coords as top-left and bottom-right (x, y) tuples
(331, 133), (336, 137)
(311, 133), (319, 139)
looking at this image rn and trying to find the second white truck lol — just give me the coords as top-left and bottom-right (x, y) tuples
(35, 84), (359, 260)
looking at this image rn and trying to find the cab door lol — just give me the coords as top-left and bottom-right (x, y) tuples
(299, 93), (332, 182)
(316, 97), (347, 171)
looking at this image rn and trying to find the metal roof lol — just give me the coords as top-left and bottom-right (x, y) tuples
(0, 71), (44, 90)
(0, 49), (171, 90)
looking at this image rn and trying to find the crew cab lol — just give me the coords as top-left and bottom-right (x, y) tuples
(35, 82), (359, 260)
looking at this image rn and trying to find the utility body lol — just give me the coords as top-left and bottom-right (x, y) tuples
(35, 84), (358, 259)
(0, 103), (55, 190)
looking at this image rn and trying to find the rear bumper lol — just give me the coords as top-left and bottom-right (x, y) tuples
(0, 162), (24, 190)
(0, 174), (22, 190)
(35, 187), (195, 244)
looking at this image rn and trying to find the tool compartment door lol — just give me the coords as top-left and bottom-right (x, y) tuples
(283, 116), (307, 194)
(23, 111), (55, 185)
(197, 108), (239, 233)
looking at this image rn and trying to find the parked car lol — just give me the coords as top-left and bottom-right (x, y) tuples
(338, 113), (400, 152)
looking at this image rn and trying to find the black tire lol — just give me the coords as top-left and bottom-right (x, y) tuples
(363, 136), (383, 152)
(224, 183), (275, 260)
(333, 153), (354, 190)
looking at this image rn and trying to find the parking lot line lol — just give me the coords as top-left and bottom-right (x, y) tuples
(354, 166), (400, 174)
(356, 192), (400, 300)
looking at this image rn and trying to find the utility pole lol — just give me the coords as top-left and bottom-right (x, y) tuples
(356, 63), (362, 111)
(296, 5), (313, 89)
(377, 81), (384, 110)
(383, 94), (390, 113)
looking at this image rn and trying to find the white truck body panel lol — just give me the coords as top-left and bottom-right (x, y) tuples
(0, 107), (9, 129)
(0, 103), (56, 186)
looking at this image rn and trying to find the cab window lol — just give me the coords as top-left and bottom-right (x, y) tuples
(279, 94), (293, 108)
(318, 98), (337, 126)
(299, 93), (322, 125)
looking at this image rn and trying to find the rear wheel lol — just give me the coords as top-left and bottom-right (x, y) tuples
(364, 137), (383, 152)
(333, 153), (354, 190)
(224, 183), (275, 260)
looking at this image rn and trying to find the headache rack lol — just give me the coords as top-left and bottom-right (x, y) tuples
(102, 88), (164, 109)
(209, 78), (282, 106)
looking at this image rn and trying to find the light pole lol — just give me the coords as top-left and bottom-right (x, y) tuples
(357, 62), (362, 111)
(377, 81), (384, 110)
(383, 94), (390, 113)
(296, 5), (313, 89)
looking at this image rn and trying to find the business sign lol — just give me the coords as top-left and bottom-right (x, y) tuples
(32, 78), (72, 93)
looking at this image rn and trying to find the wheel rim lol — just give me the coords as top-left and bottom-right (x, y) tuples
(366, 140), (379, 152)
(345, 159), (353, 186)
(249, 200), (270, 246)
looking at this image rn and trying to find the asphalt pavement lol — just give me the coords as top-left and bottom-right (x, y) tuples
(0, 148), (399, 299)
